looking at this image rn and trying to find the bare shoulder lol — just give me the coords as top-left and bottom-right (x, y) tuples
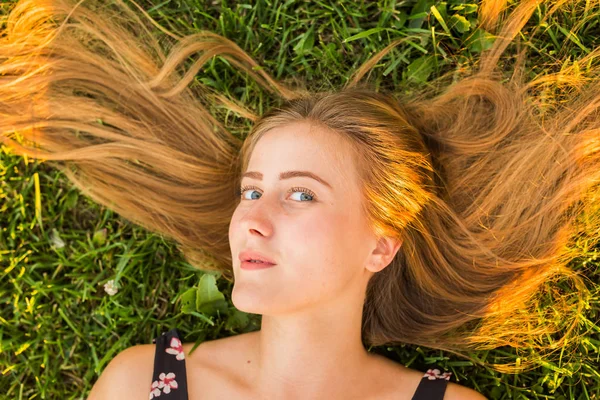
(445, 381), (487, 400)
(378, 359), (486, 400)
(87, 340), (207, 400)
(87, 344), (156, 400)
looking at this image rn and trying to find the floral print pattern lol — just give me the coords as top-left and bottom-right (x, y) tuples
(149, 333), (186, 399)
(423, 368), (453, 381)
(149, 372), (179, 399)
(165, 337), (185, 361)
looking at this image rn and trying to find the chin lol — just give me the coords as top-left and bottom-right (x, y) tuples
(231, 291), (291, 317)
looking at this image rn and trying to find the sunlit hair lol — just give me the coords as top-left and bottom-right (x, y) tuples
(2, 0), (600, 373)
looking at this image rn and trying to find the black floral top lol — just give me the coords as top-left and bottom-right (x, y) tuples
(149, 328), (454, 400)
(149, 328), (188, 400)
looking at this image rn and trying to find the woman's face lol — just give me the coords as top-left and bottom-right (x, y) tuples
(228, 120), (380, 316)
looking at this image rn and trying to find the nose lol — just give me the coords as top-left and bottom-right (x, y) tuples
(239, 193), (277, 236)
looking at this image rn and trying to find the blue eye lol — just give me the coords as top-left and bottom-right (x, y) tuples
(238, 185), (317, 202)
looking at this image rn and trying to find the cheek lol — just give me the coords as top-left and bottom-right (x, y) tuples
(318, 210), (369, 274)
(288, 212), (348, 274)
(229, 206), (245, 238)
(228, 211), (236, 243)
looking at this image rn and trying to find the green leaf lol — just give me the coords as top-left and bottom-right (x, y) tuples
(451, 4), (478, 14)
(198, 77), (217, 88)
(293, 27), (315, 55)
(450, 14), (471, 33)
(180, 288), (197, 314)
(408, 0), (435, 29)
(92, 228), (107, 247)
(197, 299), (228, 317)
(466, 28), (496, 53)
(225, 309), (250, 332)
(403, 55), (435, 83)
(63, 190), (79, 210)
(195, 274), (225, 305)
(195, 274), (228, 317)
(342, 27), (386, 43)
(430, 5), (450, 36)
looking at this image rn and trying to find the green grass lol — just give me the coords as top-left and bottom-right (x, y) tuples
(2, 0), (600, 399)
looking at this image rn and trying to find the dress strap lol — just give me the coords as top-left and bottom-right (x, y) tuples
(410, 367), (452, 400)
(149, 328), (189, 400)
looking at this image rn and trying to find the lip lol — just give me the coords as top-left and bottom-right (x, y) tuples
(240, 260), (276, 270)
(239, 249), (277, 271)
(238, 250), (277, 264)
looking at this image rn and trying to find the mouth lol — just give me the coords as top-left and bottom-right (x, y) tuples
(238, 250), (277, 266)
(240, 259), (277, 270)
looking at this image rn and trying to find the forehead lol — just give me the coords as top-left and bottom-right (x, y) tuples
(247, 121), (355, 181)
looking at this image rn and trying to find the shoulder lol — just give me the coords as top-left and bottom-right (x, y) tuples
(87, 339), (205, 400)
(367, 356), (486, 400)
(382, 361), (486, 400)
(87, 344), (156, 400)
(444, 381), (487, 400)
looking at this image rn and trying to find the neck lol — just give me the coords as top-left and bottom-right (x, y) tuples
(250, 285), (375, 399)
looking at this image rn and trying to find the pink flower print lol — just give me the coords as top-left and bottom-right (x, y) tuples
(149, 381), (160, 400)
(423, 368), (452, 381)
(165, 337), (185, 360)
(149, 372), (179, 398)
(149, 380), (161, 399)
(159, 372), (179, 393)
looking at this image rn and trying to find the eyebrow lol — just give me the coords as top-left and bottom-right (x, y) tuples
(241, 170), (333, 190)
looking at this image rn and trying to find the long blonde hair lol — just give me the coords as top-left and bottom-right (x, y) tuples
(2, 0), (599, 373)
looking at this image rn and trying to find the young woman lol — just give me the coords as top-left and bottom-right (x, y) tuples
(1, 0), (599, 399)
